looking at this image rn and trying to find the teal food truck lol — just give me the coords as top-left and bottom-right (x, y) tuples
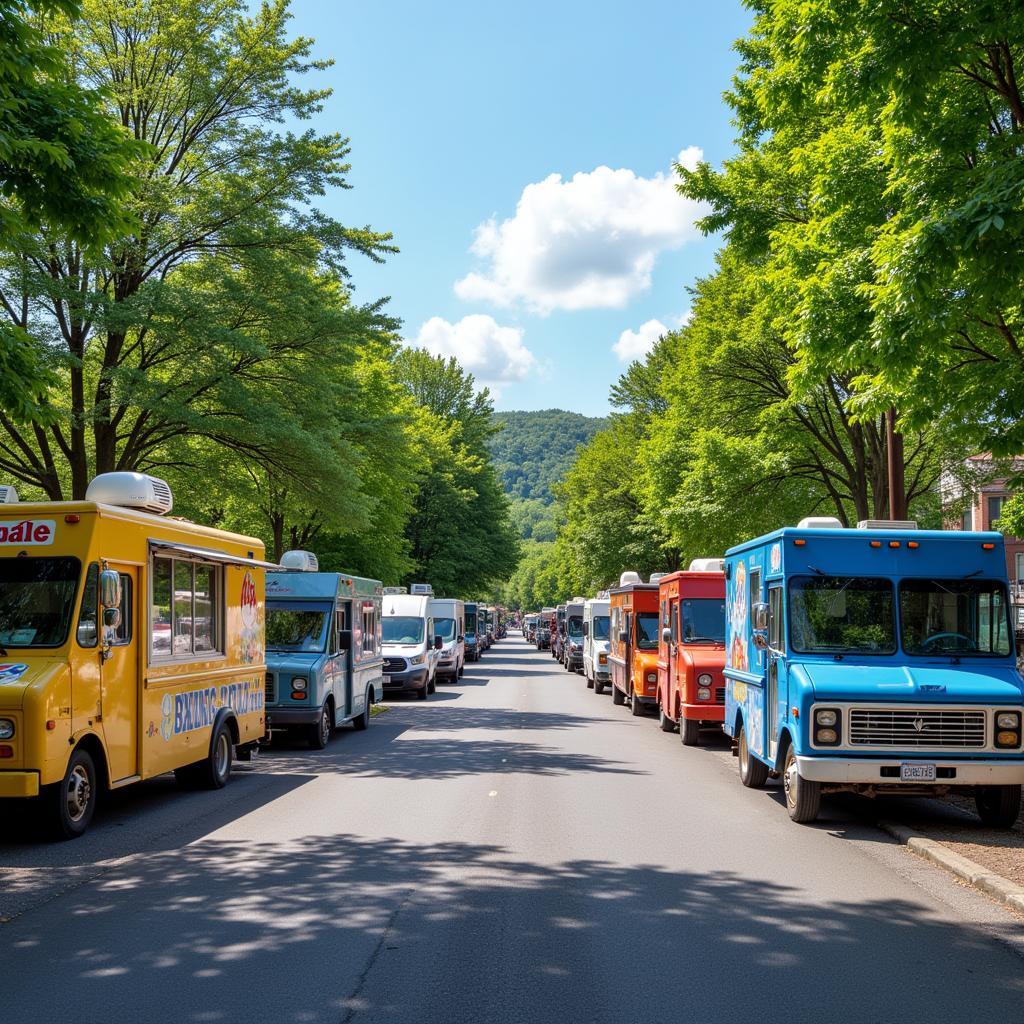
(724, 517), (1024, 825)
(264, 551), (384, 748)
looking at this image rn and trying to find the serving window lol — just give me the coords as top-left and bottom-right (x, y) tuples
(150, 555), (223, 661)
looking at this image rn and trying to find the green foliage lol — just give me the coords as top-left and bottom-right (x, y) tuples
(394, 350), (521, 596)
(488, 409), (607, 504)
(507, 497), (561, 542)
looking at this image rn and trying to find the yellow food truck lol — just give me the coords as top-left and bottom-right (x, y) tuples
(0, 473), (271, 838)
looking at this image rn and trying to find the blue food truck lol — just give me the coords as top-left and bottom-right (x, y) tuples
(723, 517), (1024, 825)
(464, 601), (482, 662)
(264, 551), (384, 748)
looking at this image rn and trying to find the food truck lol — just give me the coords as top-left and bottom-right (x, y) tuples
(609, 573), (662, 715)
(524, 613), (538, 643)
(430, 597), (465, 681)
(551, 603), (566, 661)
(562, 598), (585, 672)
(724, 517), (1024, 825)
(537, 608), (555, 650)
(656, 560), (727, 744)
(264, 552), (383, 748)
(0, 473), (269, 839)
(464, 601), (481, 661)
(583, 594), (610, 693)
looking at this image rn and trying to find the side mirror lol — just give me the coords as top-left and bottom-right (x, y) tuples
(457, 634), (464, 643)
(434, 636), (443, 650)
(338, 629), (352, 652)
(103, 607), (121, 630)
(752, 602), (769, 631)
(662, 627), (672, 644)
(618, 630), (628, 644)
(99, 568), (121, 609)
(582, 622), (589, 637)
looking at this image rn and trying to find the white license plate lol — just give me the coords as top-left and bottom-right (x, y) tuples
(900, 762), (936, 782)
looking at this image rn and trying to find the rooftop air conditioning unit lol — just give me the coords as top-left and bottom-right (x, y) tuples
(797, 516), (843, 530)
(649, 573), (668, 583)
(280, 550), (319, 572)
(619, 571), (642, 586)
(689, 558), (725, 572)
(0, 485), (19, 504)
(410, 582), (434, 596)
(383, 586), (407, 595)
(857, 519), (919, 531)
(595, 590), (610, 600)
(85, 472), (173, 515)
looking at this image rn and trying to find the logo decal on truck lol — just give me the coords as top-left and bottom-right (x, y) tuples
(0, 519), (55, 546)
(157, 679), (265, 740)
(239, 570), (261, 664)
(0, 662), (29, 682)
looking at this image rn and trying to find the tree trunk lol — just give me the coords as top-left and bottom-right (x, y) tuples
(886, 408), (907, 521)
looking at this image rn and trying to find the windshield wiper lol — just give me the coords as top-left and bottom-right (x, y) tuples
(685, 636), (720, 643)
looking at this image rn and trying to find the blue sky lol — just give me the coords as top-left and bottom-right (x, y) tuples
(288, 0), (752, 416)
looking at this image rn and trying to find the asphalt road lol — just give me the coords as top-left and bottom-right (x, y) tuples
(2, 633), (1024, 1024)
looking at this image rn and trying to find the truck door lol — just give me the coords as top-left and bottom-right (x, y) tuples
(100, 564), (138, 782)
(334, 600), (351, 720)
(767, 584), (782, 763)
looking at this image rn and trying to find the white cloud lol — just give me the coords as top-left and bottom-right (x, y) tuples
(613, 319), (669, 362)
(454, 149), (708, 315)
(413, 314), (536, 391)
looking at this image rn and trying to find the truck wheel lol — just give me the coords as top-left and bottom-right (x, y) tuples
(630, 693), (644, 717)
(612, 684), (625, 706)
(586, 671), (594, 690)
(428, 674), (436, 695)
(738, 722), (769, 789)
(659, 705), (676, 733)
(417, 682), (429, 701)
(594, 678), (604, 695)
(680, 718), (701, 746)
(783, 746), (821, 823)
(43, 747), (98, 840)
(975, 785), (1021, 828)
(176, 721), (233, 790)
(458, 659), (465, 678)
(308, 701), (334, 750)
(353, 688), (371, 731)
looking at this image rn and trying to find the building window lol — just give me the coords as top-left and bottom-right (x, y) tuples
(989, 495), (1006, 529)
(961, 507), (973, 531)
(151, 556), (222, 660)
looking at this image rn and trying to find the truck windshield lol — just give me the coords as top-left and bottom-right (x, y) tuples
(789, 576), (896, 654)
(383, 616), (425, 644)
(567, 615), (584, 638)
(592, 615), (610, 640)
(900, 579), (1012, 656)
(465, 611), (476, 633)
(681, 599), (726, 644)
(266, 601), (331, 653)
(0, 556), (80, 648)
(435, 617), (457, 642)
(636, 612), (659, 650)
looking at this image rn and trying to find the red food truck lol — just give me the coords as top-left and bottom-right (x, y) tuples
(656, 559), (727, 744)
(609, 572), (662, 715)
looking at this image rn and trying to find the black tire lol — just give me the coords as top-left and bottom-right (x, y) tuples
(975, 785), (1022, 828)
(630, 692), (644, 717)
(680, 718), (701, 746)
(658, 705), (676, 733)
(783, 745), (821, 823)
(738, 721), (769, 789)
(458, 659), (465, 678)
(416, 681), (429, 701)
(428, 673), (437, 694)
(612, 684), (625, 706)
(42, 747), (98, 840)
(353, 688), (371, 731)
(594, 678), (604, 695)
(176, 720), (233, 790)
(586, 671), (594, 690)
(308, 701), (333, 750)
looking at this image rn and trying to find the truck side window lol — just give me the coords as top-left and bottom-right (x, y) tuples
(671, 602), (679, 644)
(362, 606), (376, 654)
(749, 568), (761, 616)
(110, 574), (132, 646)
(150, 555), (223, 661)
(768, 586), (782, 650)
(77, 563), (99, 648)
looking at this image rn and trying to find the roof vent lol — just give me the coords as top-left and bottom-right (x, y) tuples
(85, 472), (173, 515)
(857, 519), (919, 531)
(410, 582), (434, 596)
(619, 571), (642, 586)
(649, 573), (668, 584)
(797, 516), (843, 530)
(594, 590), (610, 600)
(383, 586), (407, 595)
(0, 485), (19, 504)
(280, 549), (319, 572)
(689, 558), (725, 572)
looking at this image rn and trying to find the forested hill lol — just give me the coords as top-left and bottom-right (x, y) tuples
(489, 409), (607, 504)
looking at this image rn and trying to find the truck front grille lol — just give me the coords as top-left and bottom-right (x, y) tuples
(384, 657), (405, 674)
(848, 708), (987, 748)
(265, 673), (275, 704)
(715, 687), (726, 705)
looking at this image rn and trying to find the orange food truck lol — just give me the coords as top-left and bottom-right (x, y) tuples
(608, 572), (662, 716)
(656, 559), (727, 744)
(0, 473), (270, 839)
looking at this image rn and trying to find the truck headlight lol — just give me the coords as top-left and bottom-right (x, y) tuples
(815, 709), (837, 727)
(291, 678), (307, 690)
(996, 711), (1021, 730)
(698, 673), (712, 687)
(814, 708), (841, 745)
(599, 653), (607, 664)
(0, 718), (13, 740)
(646, 672), (657, 684)
(410, 653), (426, 665)
(996, 711), (1021, 748)
(697, 687), (711, 701)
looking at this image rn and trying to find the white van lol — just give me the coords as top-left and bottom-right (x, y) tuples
(382, 592), (441, 700)
(429, 597), (465, 682)
(583, 594), (611, 693)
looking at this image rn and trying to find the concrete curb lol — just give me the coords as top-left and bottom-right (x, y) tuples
(879, 820), (1024, 914)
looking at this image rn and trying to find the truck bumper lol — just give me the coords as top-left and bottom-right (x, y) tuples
(383, 668), (429, 692)
(681, 702), (725, 723)
(266, 706), (321, 728)
(796, 756), (1024, 786)
(437, 660), (458, 679)
(0, 771), (40, 798)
